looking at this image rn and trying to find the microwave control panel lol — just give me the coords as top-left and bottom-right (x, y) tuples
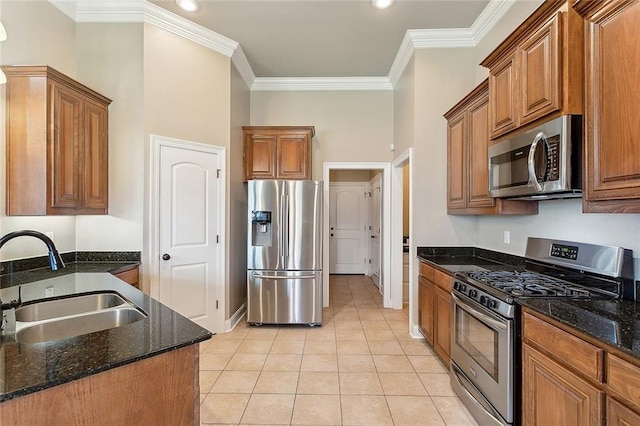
(550, 243), (579, 261)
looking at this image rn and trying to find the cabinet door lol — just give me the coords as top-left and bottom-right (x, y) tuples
(489, 53), (518, 139)
(276, 132), (310, 179)
(244, 133), (277, 180)
(83, 99), (109, 212)
(582, 1), (640, 212)
(519, 13), (561, 126)
(433, 286), (451, 365)
(607, 397), (640, 426)
(447, 110), (466, 210)
(523, 343), (603, 426)
(50, 82), (82, 210)
(466, 92), (495, 209)
(418, 277), (434, 345)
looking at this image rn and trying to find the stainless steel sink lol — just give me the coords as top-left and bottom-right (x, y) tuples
(16, 308), (146, 344)
(15, 292), (127, 322)
(13, 291), (147, 344)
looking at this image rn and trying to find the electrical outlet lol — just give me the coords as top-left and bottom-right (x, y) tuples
(390, 143), (395, 151)
(503, 230), (511, 244)
(45, 286), (54, 297)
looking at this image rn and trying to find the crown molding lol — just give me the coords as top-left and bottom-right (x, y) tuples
(48, 0), (516, 91)
(251, 77), (393, 91)
(387, 0), (517, 86)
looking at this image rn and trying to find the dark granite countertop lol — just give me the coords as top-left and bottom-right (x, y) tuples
(416, 246), (640, 362)
(519, 298), (640, 360)
(0, 272), (212, 402)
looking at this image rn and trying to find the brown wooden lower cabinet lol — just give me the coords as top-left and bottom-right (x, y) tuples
(433, 286), (452, 365)
(522, 343), (603, 426)
(418, 276), (434, 345)
(522, 308), (640, 425)
(0, 344), (200, 424)
(111, 265), (140, 289)
(418, 260), (452, 365)
(607, 397), (640, 426)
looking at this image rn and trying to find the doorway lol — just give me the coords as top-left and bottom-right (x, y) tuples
(323, 162), (394, 309)
(329, 182), (367, 274)
(148, 135), (226, 333)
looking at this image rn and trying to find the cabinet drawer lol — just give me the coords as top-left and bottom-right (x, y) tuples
(419, 262), (435, 281)
(434, 269), (452, 292)
(523, 312), (603, 382)
(607, 354), (640, 408)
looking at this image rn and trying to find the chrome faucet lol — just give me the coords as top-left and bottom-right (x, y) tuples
(0, 230), (65, 271)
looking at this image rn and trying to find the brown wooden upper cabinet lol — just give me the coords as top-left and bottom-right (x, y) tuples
(4, 66), (111, 215)
(481, 1), (583, 140)
(444, 80), (538, 215)
(243, 126), (314, 181)
(573, 0), (640, 213)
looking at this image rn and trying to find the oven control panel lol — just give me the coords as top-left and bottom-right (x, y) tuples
(550, 243), (579, 261)
(452, 280), (515, 319)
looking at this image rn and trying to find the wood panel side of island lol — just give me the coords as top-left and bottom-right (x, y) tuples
(0, 344), (200, 425)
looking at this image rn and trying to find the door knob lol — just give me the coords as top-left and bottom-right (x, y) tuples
(162, 253), (171, 261)
(330, 234), (334, 237)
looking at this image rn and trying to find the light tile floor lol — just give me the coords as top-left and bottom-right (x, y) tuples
(199, 274), (478, 425)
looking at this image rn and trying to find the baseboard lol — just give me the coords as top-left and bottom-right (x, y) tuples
(225, 302), (246, 332)
(410, 324), (425, 339)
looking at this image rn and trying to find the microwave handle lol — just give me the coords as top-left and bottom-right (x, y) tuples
(527, 132), (545, 192)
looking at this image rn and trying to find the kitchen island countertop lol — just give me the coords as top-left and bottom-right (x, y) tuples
(0, 271), (212, 402)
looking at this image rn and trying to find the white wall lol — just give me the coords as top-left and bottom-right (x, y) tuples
(0, 1), (77, 259)
(412, 48), (477, 247)
(250, 90), (394, 180)
(75, 23), (144, 252)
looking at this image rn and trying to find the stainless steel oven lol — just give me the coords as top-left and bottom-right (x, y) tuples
(449, 237), (634, 426)
(451, 286), (515, 426)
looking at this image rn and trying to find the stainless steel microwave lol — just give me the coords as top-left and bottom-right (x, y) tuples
(488, 115), (582, 200)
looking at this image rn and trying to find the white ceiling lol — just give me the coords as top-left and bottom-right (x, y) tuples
(149, 0), (490, 78)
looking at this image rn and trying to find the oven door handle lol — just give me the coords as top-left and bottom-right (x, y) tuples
(451, 363), (508, 426)
(452, 293), (507, 332)
(527, 132), (545, 192)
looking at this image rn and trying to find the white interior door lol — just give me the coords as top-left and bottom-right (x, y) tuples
(370, 175), (382, 288)
(158, 143), (220, 332)
(329, 183), (366, 274)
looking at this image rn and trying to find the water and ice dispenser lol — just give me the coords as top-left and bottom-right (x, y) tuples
(251, 211), (272, 246)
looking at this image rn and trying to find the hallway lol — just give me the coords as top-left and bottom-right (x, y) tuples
(198, 274), (477, 425)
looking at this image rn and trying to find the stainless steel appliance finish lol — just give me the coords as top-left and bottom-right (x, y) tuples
(450, 237), (635, 426)
(488, 115), (582, 200)
(247, 180), (323, 325)
(451, 292), (514, 425)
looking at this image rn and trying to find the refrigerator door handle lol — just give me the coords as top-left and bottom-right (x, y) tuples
(279, 193), (286, 263)
(252, 272), (317, 280)
(283, 194), (290, 263)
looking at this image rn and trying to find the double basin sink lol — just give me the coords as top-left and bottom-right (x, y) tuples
(14, 291), (147, 344)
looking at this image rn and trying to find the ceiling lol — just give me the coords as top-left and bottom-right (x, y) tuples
(149, 0), (490, 78)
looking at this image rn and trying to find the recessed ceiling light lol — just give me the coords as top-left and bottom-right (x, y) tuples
(372, 0), (394, 9)
(176, 0), (200, 12)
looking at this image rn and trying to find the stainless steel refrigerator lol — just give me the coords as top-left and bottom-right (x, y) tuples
(247, 180), (323, 326)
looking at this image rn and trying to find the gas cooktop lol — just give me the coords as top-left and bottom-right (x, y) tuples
(459, 270), (614, 298)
